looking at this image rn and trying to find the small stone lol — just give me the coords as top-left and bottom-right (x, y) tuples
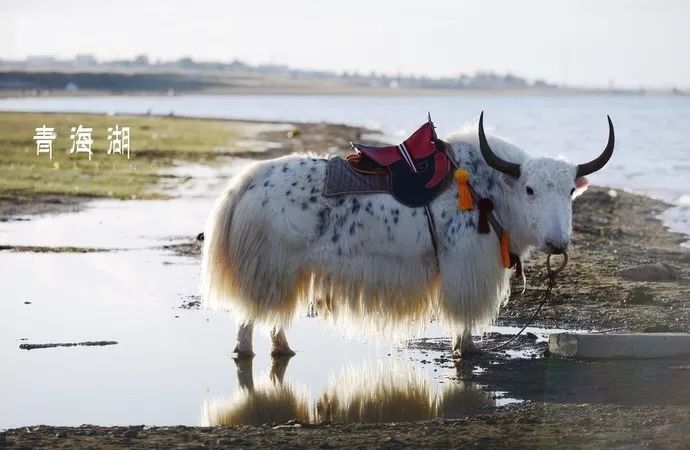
(622, 286), (655, 305)
(620, 262), (679, 282)
(123, 428), (139, 439)
(55, 431), (67, 438)
(196, 232), (204, 242)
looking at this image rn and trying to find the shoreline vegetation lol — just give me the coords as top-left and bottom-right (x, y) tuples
(1, 112), (688, 447)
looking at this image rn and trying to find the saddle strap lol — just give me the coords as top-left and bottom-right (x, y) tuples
(396, 138), (441, 266)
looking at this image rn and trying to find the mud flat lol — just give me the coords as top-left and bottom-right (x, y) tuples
(1, 403), (688, 449)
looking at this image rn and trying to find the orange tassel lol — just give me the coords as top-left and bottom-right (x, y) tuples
(454, 168), (473, 210)
(500, 232), (511, 269)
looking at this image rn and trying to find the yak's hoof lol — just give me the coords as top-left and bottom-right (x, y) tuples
(232, 349), (255, 359)
(271, 348), (296, 358)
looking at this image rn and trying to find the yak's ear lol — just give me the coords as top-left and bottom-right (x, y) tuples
(573, 176), (589, 198)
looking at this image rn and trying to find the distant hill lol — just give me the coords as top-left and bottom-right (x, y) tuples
(0, 56), (670, 96)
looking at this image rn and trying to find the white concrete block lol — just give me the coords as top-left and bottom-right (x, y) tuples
(549, 333), (690, 359)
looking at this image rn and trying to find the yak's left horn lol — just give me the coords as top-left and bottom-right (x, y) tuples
(576, 116), (615, 177)
(478, 112), (521, 178)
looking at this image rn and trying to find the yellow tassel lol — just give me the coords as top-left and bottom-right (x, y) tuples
(500, 232), (511, 269)
(454, 168), (473, 210)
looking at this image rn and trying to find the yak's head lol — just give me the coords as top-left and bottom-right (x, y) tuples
(478, 112), (614, 255)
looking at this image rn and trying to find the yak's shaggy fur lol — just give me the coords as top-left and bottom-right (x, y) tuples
(202, 126), (583, 347)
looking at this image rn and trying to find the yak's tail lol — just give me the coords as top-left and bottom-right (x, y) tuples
(201, 161), (310, 326)
(200, 168), (255, 313)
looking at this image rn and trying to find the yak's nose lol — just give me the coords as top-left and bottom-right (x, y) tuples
(545, 240), (569, 255)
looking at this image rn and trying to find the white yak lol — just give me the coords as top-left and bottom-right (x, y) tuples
(201, 114), (614, 358)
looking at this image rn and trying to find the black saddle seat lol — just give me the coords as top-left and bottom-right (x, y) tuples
(347, 118), (453, 207)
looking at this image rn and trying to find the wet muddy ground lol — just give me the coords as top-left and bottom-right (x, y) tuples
(1, 118), (689, 447)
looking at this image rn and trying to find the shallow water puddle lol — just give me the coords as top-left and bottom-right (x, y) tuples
(0, 245), (527, 428)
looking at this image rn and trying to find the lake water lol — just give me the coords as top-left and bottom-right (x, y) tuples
(0, 94), (688, 428)
(1, 93), (688, 241)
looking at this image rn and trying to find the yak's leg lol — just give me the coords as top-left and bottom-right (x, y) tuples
(270, 326), (296, 357)
(232, 321), (255, 359)
(452, 328), (479, 359)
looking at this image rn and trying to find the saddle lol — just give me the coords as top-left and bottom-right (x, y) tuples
(337, 118), (453, 208)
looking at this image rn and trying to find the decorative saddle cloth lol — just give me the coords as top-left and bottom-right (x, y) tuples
(324, 118), (453, 208)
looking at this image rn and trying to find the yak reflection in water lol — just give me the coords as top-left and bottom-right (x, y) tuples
(202, 357), (494, 426)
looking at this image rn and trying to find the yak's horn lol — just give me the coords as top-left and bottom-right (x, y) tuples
(576, 116), (615, 177)
(478, 112), (521, 178)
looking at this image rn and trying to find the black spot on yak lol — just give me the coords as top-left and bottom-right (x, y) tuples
(317, 207), (331, 236)
(351, 198), (361, 214)
(291, 181), (298, 186)
(285, 190), (291, 196)
(301, 202), (308, 210)
(309, 196), (318, 203)
(349, 222), (356, 235)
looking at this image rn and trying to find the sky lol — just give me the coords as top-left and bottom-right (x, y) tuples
(1, 0), (689, 89)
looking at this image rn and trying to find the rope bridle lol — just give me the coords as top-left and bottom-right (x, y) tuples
(486, 251), (568, 351)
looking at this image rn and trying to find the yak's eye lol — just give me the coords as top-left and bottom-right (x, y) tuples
(570, 188), (576, 196)
(526, 186), (534, 195)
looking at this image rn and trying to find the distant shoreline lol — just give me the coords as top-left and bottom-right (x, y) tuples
(1, 85), (684, 99)
(1, 68), (685, 99)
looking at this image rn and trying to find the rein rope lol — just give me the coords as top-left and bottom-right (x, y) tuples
(486, 252), (568, 351)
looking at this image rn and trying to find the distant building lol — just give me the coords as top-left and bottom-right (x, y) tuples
(26, 55), (56, 65)
(74, 54), (98, 66)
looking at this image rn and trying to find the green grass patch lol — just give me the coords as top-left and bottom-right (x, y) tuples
(0, 112), (263, 199)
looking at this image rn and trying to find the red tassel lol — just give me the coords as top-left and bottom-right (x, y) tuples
(477, 198), (493, 234)
(500, 232), (511, 269)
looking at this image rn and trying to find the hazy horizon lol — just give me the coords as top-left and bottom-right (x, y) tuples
(2, 0), (689, 89)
